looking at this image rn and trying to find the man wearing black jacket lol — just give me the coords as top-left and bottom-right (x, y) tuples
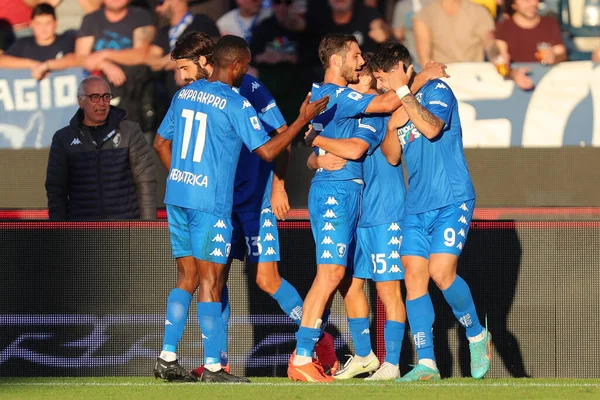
(45, 76), (157, 220)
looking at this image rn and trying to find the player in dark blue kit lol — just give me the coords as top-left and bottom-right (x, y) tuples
(373, 43), (492, 381)
(152, 34), (329, 383)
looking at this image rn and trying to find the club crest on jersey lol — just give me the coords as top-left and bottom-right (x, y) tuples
(336, 243), (347, 257)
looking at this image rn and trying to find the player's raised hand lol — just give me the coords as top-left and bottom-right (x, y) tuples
(388, 62), (413, 91)
(423, 60), (450, 80)
(317, 153), (347, 171)
(298, 92), (329, 123)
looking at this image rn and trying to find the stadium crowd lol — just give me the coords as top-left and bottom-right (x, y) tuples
(1, 0), (599, 135)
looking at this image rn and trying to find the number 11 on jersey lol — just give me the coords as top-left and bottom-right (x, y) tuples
(181, 108), (207, 162)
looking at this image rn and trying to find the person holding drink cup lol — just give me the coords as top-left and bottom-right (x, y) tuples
(494, 0), (566, 89)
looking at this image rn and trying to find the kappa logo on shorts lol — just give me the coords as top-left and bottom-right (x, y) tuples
(261, 208), (272, 214)
(321, 250), (333, 259)
(323, 209), (337, 218)
(262, 219), (274, 228)
(265, 247), (277, 256)
(322, 222), (335, 231)
(388, 251), (400, 259)
(210, 248), (224, 257)
(321, 236), (334, 245)
(213, 220), (227, 229)
(388, 223), (400, 231)
(460, 203), (469, 212)
(325, 197), (338, 205)
(336, 243), (347, 258)
(388, 236), (401, 245)
(264, 233), (276, 241)
(211, 234), (225, 242)
(225, 243), (231, 257)
(389, 265), (402, 273)
(458, 229), (466, 238)
(458, 216), (468, 225)
(457, 242), (463, 250)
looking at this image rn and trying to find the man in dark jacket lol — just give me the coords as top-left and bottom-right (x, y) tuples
(45, 76), (157, 220)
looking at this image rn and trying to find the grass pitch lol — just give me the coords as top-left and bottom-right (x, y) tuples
(1, 377), (599, 400)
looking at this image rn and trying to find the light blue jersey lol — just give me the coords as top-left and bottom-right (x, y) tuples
(310, 83), (378, 182)
(157, 79), (270, 217)
(398, 79), (475, 215)
(233, 75), (286, 212)
(359, 115), (406, 228)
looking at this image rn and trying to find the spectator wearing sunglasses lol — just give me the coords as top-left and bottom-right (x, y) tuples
(45, 76), (157, 221)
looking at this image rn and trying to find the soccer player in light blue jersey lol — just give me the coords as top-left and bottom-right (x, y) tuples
(162, 32), (328, 378)
(373, 42), (492, 381)
(288, 33), (421, 383)
(306, 54), (447, 381)
(152, 34), (329, 383)
(156, 31), (331, 378)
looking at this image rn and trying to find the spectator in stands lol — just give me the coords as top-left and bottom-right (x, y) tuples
(306, 0), (391, 53)
(146, 0), (219, 96)
(76, 0), (155, 87)
(413, 0), (497, 66)
(391, 0), (434, 61)
(250, 0), (306, 130)
(217, 0), (272, 42)
(250, 0), (303, 66)
(0, 0), (61, 36)
(495, 0), (566, 64)
(45, 76), (157, 221)
(76, 0), (156, 129)
(0, 4), (78, 79)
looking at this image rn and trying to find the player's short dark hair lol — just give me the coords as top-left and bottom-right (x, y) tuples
(171, 31), (215, 65)
(369, 42), (412, 73)
(31, 3), (56, 19)
(359, 52), (377, 90)
(212, 35), (250, 68)
(318, 33), (358, 70)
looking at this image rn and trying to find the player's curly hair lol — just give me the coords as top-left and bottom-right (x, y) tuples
(369, 42), (412, 73)
(171, 31), (214, 66)
(318, 33), (358, 70)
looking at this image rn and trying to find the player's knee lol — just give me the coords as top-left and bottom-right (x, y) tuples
(430, 268), (456, 290)
(255, 272), (281, 295)
(316, 266), (346, 290)
(376, 282), (401, 303)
